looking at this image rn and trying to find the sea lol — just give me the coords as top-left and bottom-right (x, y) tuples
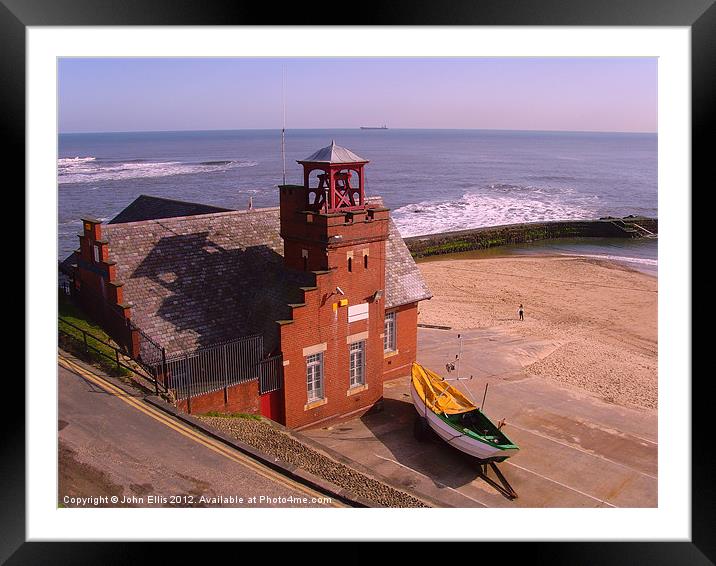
(58, 129), (657, 273)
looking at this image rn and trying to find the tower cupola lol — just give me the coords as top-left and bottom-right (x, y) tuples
(279, 142), (389, 273)
(297, 140), (368, 212)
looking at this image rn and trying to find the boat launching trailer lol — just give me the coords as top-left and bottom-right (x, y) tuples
(414, 416), (519, 500)
(411, 361), (519, 500)
(467, 456), (518, 500)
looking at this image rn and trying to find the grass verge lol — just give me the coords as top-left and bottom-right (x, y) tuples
(58, 293), (132, 377)
(202, 411), (262, 420)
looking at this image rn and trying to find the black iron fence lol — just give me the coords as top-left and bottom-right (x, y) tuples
(64, 279), (285, 405)
(166, 334), (263, 400)
(70, 282), (134, 354)
(58, 317), (167, 395)
(259, 354), (284, 394)
(131, 321), (164, 371)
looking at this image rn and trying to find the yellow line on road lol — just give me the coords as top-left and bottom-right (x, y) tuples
(59, 355), (346, 507)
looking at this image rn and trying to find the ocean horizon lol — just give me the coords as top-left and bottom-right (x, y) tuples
(58, 128), (657, 264)
(60, 127), (657, 135)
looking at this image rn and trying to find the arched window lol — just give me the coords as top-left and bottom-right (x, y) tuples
(364, 254), (368, 269)
(348, 257), (352, 273)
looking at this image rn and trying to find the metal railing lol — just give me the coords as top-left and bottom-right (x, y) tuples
(70, 283), (134, 354)
(130, 320), (165, 371)
(64, 280), (285, 406)
(166, 334), (263, 400)
(58, 317), (167, 395)
(259, 354), (284, 394)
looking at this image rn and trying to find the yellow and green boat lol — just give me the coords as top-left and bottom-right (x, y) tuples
(410, 362), (519, 462)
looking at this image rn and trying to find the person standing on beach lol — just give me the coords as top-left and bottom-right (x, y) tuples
(518, 304), (524, 321)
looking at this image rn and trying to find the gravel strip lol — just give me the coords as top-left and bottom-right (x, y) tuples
(198, 416), (429, 508)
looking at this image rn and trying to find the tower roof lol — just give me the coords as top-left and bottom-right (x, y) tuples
(298, 140), (368, 164)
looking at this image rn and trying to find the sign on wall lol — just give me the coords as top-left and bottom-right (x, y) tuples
(347, 303), (369, 323)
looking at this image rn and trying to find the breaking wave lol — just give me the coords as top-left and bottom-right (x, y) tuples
(58, 156), (258, 184)
(392, 185), (597, 237)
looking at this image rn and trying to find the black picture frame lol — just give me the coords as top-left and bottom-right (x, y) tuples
(8, 0), (708, 562)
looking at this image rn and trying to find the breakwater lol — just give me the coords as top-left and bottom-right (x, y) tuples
(404, 216), (657, 258)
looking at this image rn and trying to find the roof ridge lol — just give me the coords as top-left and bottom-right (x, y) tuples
(133, 194), (233, 209)
(104, 206), (281, 230)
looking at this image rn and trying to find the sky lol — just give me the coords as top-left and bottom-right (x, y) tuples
(58, 58), (657, 134)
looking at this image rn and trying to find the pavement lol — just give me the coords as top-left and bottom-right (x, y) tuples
(302, 327), (658, 508)
(58, 354), (342, 508)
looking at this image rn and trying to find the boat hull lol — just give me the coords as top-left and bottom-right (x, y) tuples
(411, 380), (518, 461)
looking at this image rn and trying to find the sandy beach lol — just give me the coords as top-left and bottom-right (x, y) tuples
(417, 253), (657, 410)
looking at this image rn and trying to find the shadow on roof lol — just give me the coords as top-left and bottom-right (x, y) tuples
(129, 231), (313, 354)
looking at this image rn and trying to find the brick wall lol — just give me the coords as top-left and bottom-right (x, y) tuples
(71, 218), (135, 352)
(74, 218), (111, 298)
(382, 302), (419, 382)
(176, 379), (260, 415)
(280, 269), (387, 428)
(278, 192), (389, 429)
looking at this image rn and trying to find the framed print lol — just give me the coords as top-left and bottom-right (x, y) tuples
(8, 0), (710, 562)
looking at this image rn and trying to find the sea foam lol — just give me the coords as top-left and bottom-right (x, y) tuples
(392, 189), (596, 237)
(58, 157), (258, 184)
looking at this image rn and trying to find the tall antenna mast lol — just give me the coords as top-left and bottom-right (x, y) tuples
(281, 65), (286, 185)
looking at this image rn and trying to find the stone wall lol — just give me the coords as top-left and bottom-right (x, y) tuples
(404, 216), (658, 258)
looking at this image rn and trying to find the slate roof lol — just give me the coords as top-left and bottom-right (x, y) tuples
(384, 220), (433, 310)
(298, 140), (368, 164)
(98, 196), (431, 355)
(104, 208), (311, 355)
(364, 196), (432, 310)
(108, 194), (231, 224)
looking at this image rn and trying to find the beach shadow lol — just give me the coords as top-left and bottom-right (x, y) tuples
(360, 397), (482, 490)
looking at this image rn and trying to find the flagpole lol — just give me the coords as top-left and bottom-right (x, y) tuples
(281, 65), (286, 185)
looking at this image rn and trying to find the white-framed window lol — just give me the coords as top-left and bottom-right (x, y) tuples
(93, 244), (100, 263)
(384, 311), (396, 352)
(306, 352), (324, 402)
(349, 340), (366, 387)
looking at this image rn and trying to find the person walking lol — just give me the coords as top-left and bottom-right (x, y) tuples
(518, 303), (524, 321)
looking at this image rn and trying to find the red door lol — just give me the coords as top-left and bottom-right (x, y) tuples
(260, 390), (284, 424)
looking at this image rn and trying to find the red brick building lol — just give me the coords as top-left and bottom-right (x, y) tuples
(64, 142), (431, 429)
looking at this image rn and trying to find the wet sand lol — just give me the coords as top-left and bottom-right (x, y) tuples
(417, 254), (657, 409)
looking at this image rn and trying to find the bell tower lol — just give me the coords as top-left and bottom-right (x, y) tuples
(300, 139), (367, 212)
(279, 140), (390, 274)
(278, 141), (391, 428)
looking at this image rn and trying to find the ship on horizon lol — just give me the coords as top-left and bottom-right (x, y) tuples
(360, 124), (388, 130)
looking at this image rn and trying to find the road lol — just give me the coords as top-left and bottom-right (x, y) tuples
(58, 354), (340, 508)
